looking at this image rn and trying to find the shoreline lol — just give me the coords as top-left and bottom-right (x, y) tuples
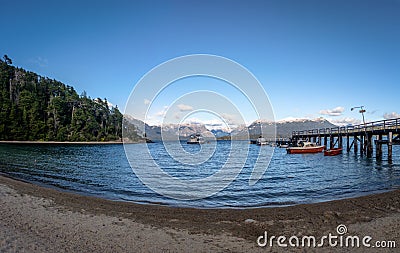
(2, 172), (396, 210)
(1, 175), (399, 252)
(0, 140), (145, 145)
(0, 140), (123, 144)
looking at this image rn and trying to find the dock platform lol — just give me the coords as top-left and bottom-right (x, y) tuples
(291, 118), (400, 162)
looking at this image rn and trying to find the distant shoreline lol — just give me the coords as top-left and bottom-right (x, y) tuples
(0, 140), (128, 145)
(0, 139), (264, 143)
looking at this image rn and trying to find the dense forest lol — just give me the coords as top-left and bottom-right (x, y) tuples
(0, 55), (137, 142)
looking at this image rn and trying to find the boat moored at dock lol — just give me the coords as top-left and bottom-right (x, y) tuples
(324, 148), (343, 156)
(286, 141), (324, 154)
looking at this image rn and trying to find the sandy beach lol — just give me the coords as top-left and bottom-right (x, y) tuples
(0, 175), (399, 252)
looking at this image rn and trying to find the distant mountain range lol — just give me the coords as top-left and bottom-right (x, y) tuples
(231, 117), (337, 139)
(124, 116), (337, 141)
(275, 117), (337, 138)
(124, 115), (214, 141)
(210, 129), (231, 138)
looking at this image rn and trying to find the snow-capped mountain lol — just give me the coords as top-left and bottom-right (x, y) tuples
(274, 117), (337, 138)
(123, 115), (215, 140)
(124, 115), (338, 141)
(232, 117), (337, 139)
(210, 129), (231, 138)
(276, 117), (326, 123)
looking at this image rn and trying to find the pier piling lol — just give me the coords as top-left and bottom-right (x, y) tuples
(354, 135), (358, 154)
(376, 134), (382, 160)
(330, 135), (334, 149)
(367, 133), (373, 158)
(388, 132), (393, 163)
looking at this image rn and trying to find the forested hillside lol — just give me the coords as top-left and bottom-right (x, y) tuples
(0, 55), (126, 141)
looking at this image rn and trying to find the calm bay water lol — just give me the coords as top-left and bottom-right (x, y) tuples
(0, 141), (399, 208)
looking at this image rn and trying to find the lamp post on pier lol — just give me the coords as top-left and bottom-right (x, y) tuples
(351, 106), (367, 153)
(351, 106), (366, 126)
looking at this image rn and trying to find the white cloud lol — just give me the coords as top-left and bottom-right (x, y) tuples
(277, 116), (311, 123)
(155, 106), (169, 117)
(177, 104), (193, 111)
(383, 112), (400, 120)
(30, 56), (48, 67)
(221, 113), (235, 121)
(174, 112), (182, 119)
(183, 117), (230, 131)
(329, 117), (361, 126)
(221, 113), (243, 125)
(144, 99), (151, 105)
(319, 106), (345, 116)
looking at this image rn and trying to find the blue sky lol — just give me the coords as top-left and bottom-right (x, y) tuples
(1, 0), (399, 127)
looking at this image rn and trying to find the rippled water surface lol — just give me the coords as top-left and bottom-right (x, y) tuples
(0, 141), (399, 208)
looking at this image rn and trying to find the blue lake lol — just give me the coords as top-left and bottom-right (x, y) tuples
(0, 141), (399, 208)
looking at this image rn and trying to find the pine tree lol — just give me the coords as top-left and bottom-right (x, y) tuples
(0, 56), (129, 142)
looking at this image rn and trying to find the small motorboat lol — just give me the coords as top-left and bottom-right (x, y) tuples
(279, 144), (289, 148)
(256, 136), (268, 146)
(187, 134), (205, 144)
(324, 147), (343, 156)
(286, 141), (324, 154)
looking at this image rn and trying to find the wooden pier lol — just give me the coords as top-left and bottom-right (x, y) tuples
(291, 118), (400, 162)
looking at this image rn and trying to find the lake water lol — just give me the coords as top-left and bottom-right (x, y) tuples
(0, 141), (399, 208)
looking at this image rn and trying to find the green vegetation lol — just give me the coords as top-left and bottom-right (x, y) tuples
(0, 55), (128, 142)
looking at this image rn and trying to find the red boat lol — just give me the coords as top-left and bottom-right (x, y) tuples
(324, 148), (343, 156)
(286, 142), (325, 154)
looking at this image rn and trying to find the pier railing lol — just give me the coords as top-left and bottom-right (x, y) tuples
(292, 118), (400, 136)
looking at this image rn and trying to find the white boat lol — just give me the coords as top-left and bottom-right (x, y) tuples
(187, 134), (205, 144)
(256, 136), (268, 145)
